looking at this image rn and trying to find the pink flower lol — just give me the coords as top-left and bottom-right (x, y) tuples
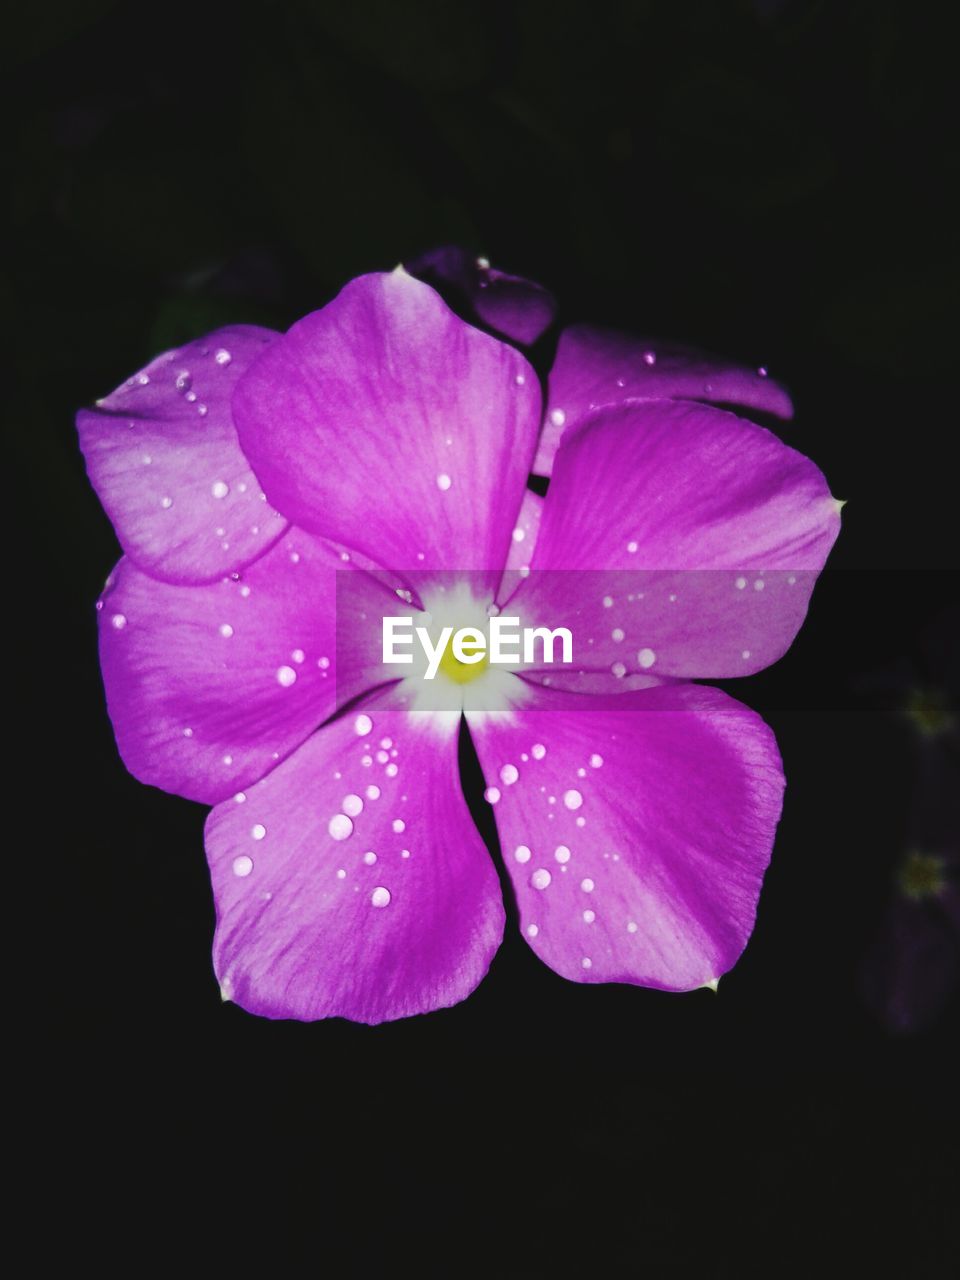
(78, 261), (840, 1023)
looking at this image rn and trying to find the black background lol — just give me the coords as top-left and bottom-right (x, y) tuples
(13, 1), (957, 1272)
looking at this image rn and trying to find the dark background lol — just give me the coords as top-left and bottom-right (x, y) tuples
(13, 0), (957, 1272)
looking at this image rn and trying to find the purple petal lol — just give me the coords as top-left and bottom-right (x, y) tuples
(77, 326), (289, 584)
(97, 534), (393, 805)
(207, 689), (505, 1023)
(502, 489), (543, 577)
(407, 246), (557, 345)
(467, 682), (784, 991)
(510, 399), (840, 678)
(535, 324), (794, 475)
(233, 271), (540, 590)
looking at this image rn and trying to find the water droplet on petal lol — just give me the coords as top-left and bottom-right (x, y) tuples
(581, 877), (595, 892)
(251, 824), (267, 840)
(371, 886), (391, 908)
(581, 956), (593, 969)
(531, 868), (552, 890)
(342, 794), (363, 818)
(436, 473), (452, 491)
(590, 754), (603, 768)
(211, 481), (229, 499)
(328, 814), (353, 841)
(514, 845), (532, 863)
(215, 349), (232, 366)
(554, 845), (571, 864)
(219, 623), (234, 638)
(484, 786), (501, 805)
(392, 819), (405, 833)
(500, 763), (519, 786)
(531, 743), (546, 760)
(363, 851), (377, 865)
(637, 648), (656, 668)
(583, 909), (595, 923)
(232, 855), (253, 877)
(355, 714), (373, 736)
(550, 409), (566, 427)
(365, 785), (381, 800)
(111, 613), (127, 630)
(276, 666), (297, 687)
(527, 923), (539, 937)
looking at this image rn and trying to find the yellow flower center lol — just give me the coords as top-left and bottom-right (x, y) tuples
(438, 635), (490, 684)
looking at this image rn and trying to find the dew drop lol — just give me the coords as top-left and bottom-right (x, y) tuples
(611, 627), (624, 642)
(211, 480), (229, 499)
(627, 540), (638, 554)
(583, 909), (596, 923)
(214, 349), (232, 366)
(341, 794), (364, 818)
(232, 855), (253, 878)
(581, 957), (593, 969)
(627, 921), (638, 934)
(365, 785), (381, 801)
(175, 371), (192, 392)
(328, 814), (353, 841)
(484, 786), (501, 805)
(514, 845), (532, 864)
(436, 473), (452, 491)
(219, 623), (234, 638)
(500, 763), (519, 786)
(531, 868), (552, 890)
(355, 714), (373, 736)
(251, 824), (267, 841)
(160, 496), (174, 509)
(276, 665), (297, 687)
(735, 576), (747, 590)
(580, 877), (595, 892)
(234, 792), (246, 803)
(531, 743), (546, 760)
(554, 845), (571, 864)
(611, 662), (626, 678)
(527, 923), (539, 937)
(590, 754), (604, 769)
(291, 648), (305, 664)
(363, 851), (377, 865)
(111, 613), (127, 630)
(371, 886), (391, 908)
(637, 648), (656, 669)
(392, 819), (405, 834)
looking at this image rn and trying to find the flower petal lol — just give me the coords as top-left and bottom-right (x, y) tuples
(207, 690), (505, 1023)
(467, 682), (784, 991)
(510, 399), (840, 678)
(77, 326), (289, 584)
(407, 245), (557, 345)
(97, 534), (393, 804)
(232, 271), (540, 589)
(535, 324), (794, 475)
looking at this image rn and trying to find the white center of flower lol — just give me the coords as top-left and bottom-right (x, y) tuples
(397, 582), (529, 727)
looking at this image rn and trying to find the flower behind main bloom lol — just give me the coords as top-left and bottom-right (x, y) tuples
(78, 262), (841, 1023)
